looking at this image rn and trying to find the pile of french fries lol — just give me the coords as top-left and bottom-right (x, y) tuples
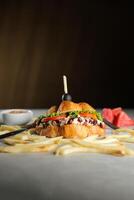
(0, 125), (134, 156)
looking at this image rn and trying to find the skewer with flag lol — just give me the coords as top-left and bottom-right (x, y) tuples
(62, 75), (72, 101)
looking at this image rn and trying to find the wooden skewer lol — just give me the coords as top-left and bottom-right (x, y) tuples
(63, 75), (68, 94)
(62, 75), (72, 101)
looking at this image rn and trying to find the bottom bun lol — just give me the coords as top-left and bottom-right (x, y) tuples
(34, 124), (105, 139)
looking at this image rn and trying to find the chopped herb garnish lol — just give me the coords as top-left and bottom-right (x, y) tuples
(29, 130), (37, 135)
(68, 111), (79, 118)
(96, 112), (103, 121)
(38, 110), (103, 122)
(38, 112), (61, 120)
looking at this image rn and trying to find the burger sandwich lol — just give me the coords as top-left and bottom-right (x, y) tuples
(33, 101), (105, 139)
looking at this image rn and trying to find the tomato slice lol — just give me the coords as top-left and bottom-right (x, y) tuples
(42, 115), (65, 122)
(80, 113), (97, 119)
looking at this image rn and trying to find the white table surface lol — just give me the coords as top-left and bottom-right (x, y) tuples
(0, 109), (134, 200)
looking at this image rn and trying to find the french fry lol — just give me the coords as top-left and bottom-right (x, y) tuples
(70, 139), (132, 156)
(4, 138), (29, 145)
(120, 137), (134, 143)
(55, 145), (95, 155)
(113, 128), (134, 136)
(0, 131), (8, 136)
(110, 134), (134, 143)
(4, 136), (62, 145)
(0, 143), (57, 153)
(72, 137), (121, 147)
(124, 148), (134, 156)
(84, 136), (119, 145)
(83, 135), (100, 141)
(0, 125), (20, 132)
(4, 134), (47, 145)
(1, 124), (134, 156)
(55, 142), (130, 156)
(55, 139), (126, 156)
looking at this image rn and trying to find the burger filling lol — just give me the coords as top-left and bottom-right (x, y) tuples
(36, 111), (104, 128)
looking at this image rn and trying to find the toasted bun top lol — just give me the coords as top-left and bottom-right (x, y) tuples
(57, 101), (96, 113)
(57, 101), (81, 113)
(78, 102), (96, 112)
(47, 106), (57, 114)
